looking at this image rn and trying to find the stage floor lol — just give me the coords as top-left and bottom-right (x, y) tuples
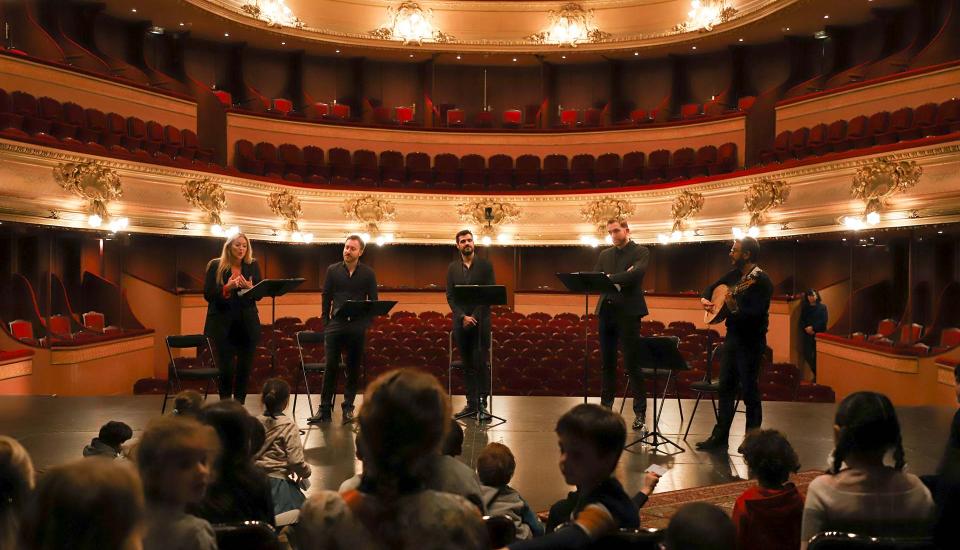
(1, 394), (955, 511)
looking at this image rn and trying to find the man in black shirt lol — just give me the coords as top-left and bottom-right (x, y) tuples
(446, 229), (496, 419)
(309, 234), (378, 424)
(696, 237), (773, 452)
(594, 218), (651, 433)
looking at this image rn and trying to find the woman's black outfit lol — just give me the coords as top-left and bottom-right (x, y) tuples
(799, 296), (828, 379)
(203, 259), (262, 403)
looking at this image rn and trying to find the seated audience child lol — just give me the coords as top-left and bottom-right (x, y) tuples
(425, 419), (485, 512)
(254, 378), (312, 515)
(136, 416), (219, 550)
(172, 390), (204, 418)
(477, 442), (543, 540)
(188, 399), (275, 526)
(506, 404), (638, 550)
(21, 458), (144, 550)
(732, 429), (804, 550)
(0, 435), (35, 549)
(932, 364), (960, 548)
(82, 420), (133, 458)
(801, 391), (934, 549)
(664, 502), (736, 550)
(298, 369), (488, 550)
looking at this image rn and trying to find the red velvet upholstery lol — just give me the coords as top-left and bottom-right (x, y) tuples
(620, 151), (645, 185)
(0, 89), (24, 130)
(433, 153), (460, 189)
(53, 101), (83, 140)
(144, 120), (165, 154)
(254, 141), (283, 176)
(303, 145), (327, 182)
(667, 147), (696, 180)
(560, 109), (578, 128)
(121, 115), (145, 151)
(48, 314), (72, 339)
(846, 115), (871, 148)
(213, 90), (232, 107)
(630, 109), (649, 124)
(353, 149), (379, 186)
(866, 111), (891, 144)
(806, 123), (829, 156)
(913, 102), (938, 137)
(234, 140), (263, 174)
(680, 103), (702, 120)
(271, 98), (293, 115)
(643, 149), (670, 182)
(331, 103), (350, 119)
(570, 154), (595, 188)
(502, 109), (522, 127)
(313, 102), (330, 118)
(488, 154), (514, 190)
(461, 154), (486, 190)
(584, 108), (602, 127)
(82, 311), (106, 332)
(826, 119), (849, 152)
(328, 147), (354, 185)
(162, 125), (182, 157)
(737, 96), (756, 111)
(789, 127), (810, 158)
(446, 108), (465, 127)
(395, 106), (414, 124)
(884, 107), (914, 143)
(13, 92), (49, 135)
(692, 145), (716, 177)
(278, 143), (306, 180)
(380, 150), (405, 187)
(9, 320), (34, 341)
(594, 153), (620, 187)
(373, 106), (392, 125)
(405, 152), (432, 188)
(940, 327), (960, 348)
(515, 154), (541, 189)
(541, 154), (570, 189)
(936, 98), (960, 134)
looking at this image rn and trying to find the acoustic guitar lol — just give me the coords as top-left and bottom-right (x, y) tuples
(703, 274), (759, 325)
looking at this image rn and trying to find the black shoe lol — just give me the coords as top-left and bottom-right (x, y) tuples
(632, 417), (646, 433)
(477, 403), (493, 422)
(307, 409), (332, 424)
(455, 404), (478, 418)
(341, 407), (355, 424)
(695, 436), (728, 452)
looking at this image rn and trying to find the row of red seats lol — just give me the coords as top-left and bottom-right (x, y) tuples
(7, 311), (128, 347)
(234, 140), (739, 190)
(759, 99), (960, 164)
(0, 88), (214, 165)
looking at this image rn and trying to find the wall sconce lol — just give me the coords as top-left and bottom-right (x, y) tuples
(458, 200), (521, 245)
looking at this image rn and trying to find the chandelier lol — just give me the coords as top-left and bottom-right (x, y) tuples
(370, 2), (453, 45)
(673, 0), (738, 33)
(241, 0), (304, 29)
(527, 3), (610, 47)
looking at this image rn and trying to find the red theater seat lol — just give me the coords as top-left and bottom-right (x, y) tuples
(936, 98), (960, 134)
(213, 90), (233, 107)
(911, 102), (938, 137)
(502, 109), (522, 128)
(737, 96), (756, 111)
(789, 127), (810, 159)
(866, 111), (891, 145)
(560, 109), (578, 128)
(53, 101), (84, 140)
(271, 98), (293, 115)
(380, 150), (405, 187)
(328, 147), (354, 185)
(433, 153), (460, 189)
(0, 89), (24, 130)
(772, 130), (792, 162)
(826, 119), (849, 152)
(235, 140), (263, 174)
(515, 154), (541, 189)
(667, 147), (695, 180)
(620, 151), (645, 185)
(36, 97), (62, 131)
(12, 92), (48, 135)
(691, 145), (716, 177)
(488, 154), (514, 190)
(162, 125), (182, 158)
(331, 103), (350, 120)
(476, 111), (494, 128)
(406, 152), (432, 188)
(630, 109), (649, 125)
(80, 108), (106, 144)
(460, 154), (486, 190)
(806, 123), (829, 156)
(278, 144), (306, 180)
(846, 115), (871, 149)
(373, 106), (392, 125)
(446, 108), (465, 127)
(253, 142), (282, 177)
(584, 108), (602, 127)
(9, 320), (35, 342)
(881, 107), (913, 144)
(395, 105), (414, 124)
(570, 154), (595, 189)
(144, 120), (165, 154)
(643, 149), (670, 182)
(353, 149), (379, 186)
(303, 145), (327, 182)
(594, 153), (620, 187)
(541, 154), (569, 189)
(680, 103), (702, 120)
(123, 116), (146, 152)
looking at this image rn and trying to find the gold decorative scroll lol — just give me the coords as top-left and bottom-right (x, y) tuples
(457, 199), (521, 235)
(181, 178), (226, 226)
(744, 178), (789, 227)
(268, 190), (303, 232)
(851, 157), (923, 216)
(580, 198), (634, 234)
(343, 195), (397, 234)
(670, 190), (704, 232)
(52, 160), (122, 219)
(526, 3), (610, 47)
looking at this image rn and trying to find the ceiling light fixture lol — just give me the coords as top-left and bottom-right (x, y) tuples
(370, 2), (453, 45)
(526, 3), (610, 47)
(674, 0), (737, 33)
(241, 0), (304, 28)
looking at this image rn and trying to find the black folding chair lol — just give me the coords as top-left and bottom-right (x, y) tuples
(294, 330), (326, 417)
(163, 334), (219, 414)
(683, 342), (744, 441)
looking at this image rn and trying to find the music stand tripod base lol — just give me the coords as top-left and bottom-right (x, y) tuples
(624, 336), (687, 455)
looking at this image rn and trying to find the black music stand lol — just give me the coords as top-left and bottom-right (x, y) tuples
(625, 336), (687, 455)
(332, 300), (398, 425)
(239, 278), (305, 325)
(555, 272), (619, 403)
(452, 284), (507, 427)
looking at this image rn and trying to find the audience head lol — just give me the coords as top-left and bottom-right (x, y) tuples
(831, 391), (905, 474)
(804, 288), (821, 306)
(261, 377), (291, 418)
(98, 420), (133, 453)
(21, 458), (144, 550)
(172, 390), (204, 418)
(740, 429), (800, 488)
(200, 399), (258, 471)
(555, 404), (625, 488)
(664, 502), (736, 550)
(477, 442), (516, 488)
(358, 369), (450, 495)
(0, 436), (35, 549)
(442, 419), (464, 457)
(136, 416), (218, 507)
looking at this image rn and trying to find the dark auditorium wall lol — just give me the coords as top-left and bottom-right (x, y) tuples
(432, 64), (544, 116)
(365, 61), (420, 112)
(620, 58), (672, 112)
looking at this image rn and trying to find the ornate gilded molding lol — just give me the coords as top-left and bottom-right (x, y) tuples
(240, 0), (304, 28)
(670, 190), (704, 233)
(52, 160), (122, 221)
(268, 190), (303, 232)
(181, 178), (227, 226)
(851, 157), (923, 218)
(343, 195), (397, 234)
(525, 3), (611, 47)
(457, 199), (521, 235)
(744, 178), (789, 227)
(370, 2), (454, 44)
(673, 0), (738, 33)
(580, 198), (634, 234)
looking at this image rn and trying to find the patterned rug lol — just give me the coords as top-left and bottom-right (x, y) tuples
(638, 470), (822, 529)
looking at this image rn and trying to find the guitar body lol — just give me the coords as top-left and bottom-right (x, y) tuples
(704, 284), (731, 325)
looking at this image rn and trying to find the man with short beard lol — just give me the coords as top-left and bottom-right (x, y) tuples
(447, 230), (496, 419)
(696, 237), (773, 452)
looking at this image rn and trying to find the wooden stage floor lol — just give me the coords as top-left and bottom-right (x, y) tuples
(1, 394), (955, 511)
